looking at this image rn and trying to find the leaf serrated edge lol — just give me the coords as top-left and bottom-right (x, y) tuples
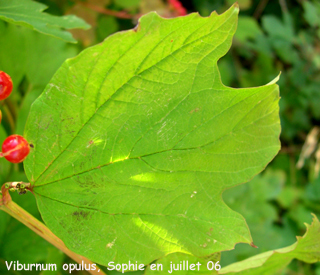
(218, 214), (320, 274)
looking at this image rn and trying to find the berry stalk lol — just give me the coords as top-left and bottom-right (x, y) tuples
(0, 184), (106, 275)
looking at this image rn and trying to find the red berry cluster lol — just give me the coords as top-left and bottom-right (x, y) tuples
(168, 0), (187, 16)
(0, 71), (30, 163)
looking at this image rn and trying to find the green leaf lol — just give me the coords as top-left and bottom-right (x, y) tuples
(234, 17), (262, 43)
(219, 215), (320, 274)
(0, 19), (78, 135)
(303, 1), (320, 27)
(262, 14), (298, 64)
(0, 21), (27, 88)
(23, 30), (79, 87)
(24, 5), (281, 266)
(262, 15), (294, 42)
(0, 0), (90, 43)
(15, 29), (78, 134)
(306, 176), (320, 202)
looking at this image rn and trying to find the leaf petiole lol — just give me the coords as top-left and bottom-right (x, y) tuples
(0, 184), (106, 275)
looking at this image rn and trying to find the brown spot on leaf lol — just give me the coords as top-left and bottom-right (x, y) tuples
(190, 107), (200, 114)
(87, 140), (94, 148)
(76, 175), (103, 189)
(72, 211), (90, 220)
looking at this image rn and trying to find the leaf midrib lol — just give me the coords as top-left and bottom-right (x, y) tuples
(34, 100), (278, 188)
(34, 86), (277, 186)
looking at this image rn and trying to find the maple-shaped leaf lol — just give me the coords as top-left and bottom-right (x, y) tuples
(24, 4), (280, 266)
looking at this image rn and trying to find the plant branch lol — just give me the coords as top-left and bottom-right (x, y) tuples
(80, 2), (139, 20)
(253, 0), (269, 19)
(0, 184), (106, 275)
(279, 0), (288, 13)
(0, 103), (15, 133)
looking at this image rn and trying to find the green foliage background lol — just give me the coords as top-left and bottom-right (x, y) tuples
(0, 0), (320, 274)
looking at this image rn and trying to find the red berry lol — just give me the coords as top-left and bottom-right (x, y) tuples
(2, 135), (30, 163)
(0, 71), (13, 100)
(177, 7), (187, 16)
(168, 0), (187, 16)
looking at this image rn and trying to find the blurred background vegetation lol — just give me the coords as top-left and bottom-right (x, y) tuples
(1, 0), (320, 274)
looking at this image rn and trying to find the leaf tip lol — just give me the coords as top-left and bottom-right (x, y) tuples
(133, 21), (141, 32)
(265, 72), (281, 86)
(233, 2), (240, 11)
(250, 242), (258, 248)
(311, 213), (319, 222)
(134, 11), (161, 33)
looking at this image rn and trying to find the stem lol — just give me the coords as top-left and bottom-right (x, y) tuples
(80, 2), (139, 19)
(5, 98), (17, 122)
(1, 104), (15, 133)
(0, 184), (106, 275)
(253, 0), (269, 19)
(279, 0), (288, 13)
